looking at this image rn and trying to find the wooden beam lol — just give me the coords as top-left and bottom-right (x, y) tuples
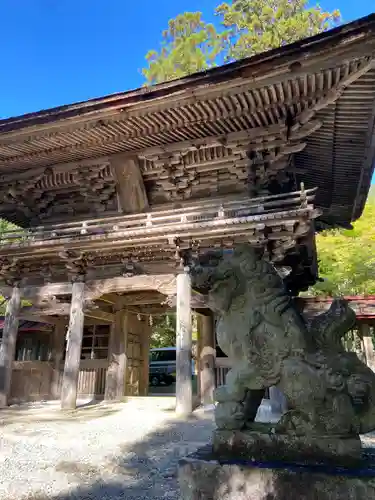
(111, 154), (149, 213)
(175, 271), (193, 416)
(0, 285), (21, 408)
(104, 309), (128, 401)
(97, 293), (117, 304)
(60, 281), (85, 410)
(21, 303), (115, 323)
(119, 291), (166, 306)
(5, 274), (176, 301)
(85, 309), (114, 323)
(168, 291), (209, 310)
(19, 313), (62, 326)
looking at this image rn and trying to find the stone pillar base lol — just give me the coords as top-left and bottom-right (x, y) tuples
(178, 446), (375, 500)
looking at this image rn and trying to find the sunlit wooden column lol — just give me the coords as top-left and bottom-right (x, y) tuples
(175, 269), (193, 415)
(61, 279), (85, 410)
(0, 284), (21, 408)
(104, 308), (128, 401)
(197, 312), (216, 406)
(361, 324), (375, 372)
(140, 317), (151, 396)
(50, 319), (67, 400)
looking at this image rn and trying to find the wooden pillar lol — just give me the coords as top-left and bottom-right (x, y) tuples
(60, 280), (85, 410)
(140, 319), (150, 396)
(0, 285), (21, 408)
(104, 309), (128, 401)
(51, 320), (66, 400)
(197, 312), (216, 406)
(176, 270), (193, 415)
(361, 324), (375, 371)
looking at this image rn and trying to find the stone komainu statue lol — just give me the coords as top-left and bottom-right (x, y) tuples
(189, 244), (375, 437)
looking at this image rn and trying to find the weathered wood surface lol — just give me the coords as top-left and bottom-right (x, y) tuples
(111, 155), (149, 213)
(3, 274), (176, 301)
(0, 188), (317, 250)
(175, 271), (193, 416)
(55, 359), (109, 400)
(0, 286), (21, 407)
(22, 303), (115, 321)
(140, 320), (151, 397)
(10, 361), (54, 404)
(9, 359), (109, 404)
(50, 320), (67, 399)
(197, 313), (216, 406)
(60, 281), (85, 410)
(104, 309), (128, 401)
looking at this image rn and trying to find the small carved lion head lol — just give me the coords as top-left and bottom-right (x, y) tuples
(190, 244), (282, 313)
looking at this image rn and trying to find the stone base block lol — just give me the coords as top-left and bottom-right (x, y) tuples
(178, 446), (375, 500)
(213, 428), (362, 466)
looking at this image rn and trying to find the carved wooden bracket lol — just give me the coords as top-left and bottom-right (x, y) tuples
(0, 257), (22, 286)
(58, 250), (94, 281)
(141, 150), (199, 200)
(72, 164), (117, 214)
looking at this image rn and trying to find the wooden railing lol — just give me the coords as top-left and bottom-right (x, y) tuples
(0, 188), (317, 248)
(56, 359), (108, 399)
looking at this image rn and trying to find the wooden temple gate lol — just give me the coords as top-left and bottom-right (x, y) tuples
(7, 311), (151, 404)
(0, 16), (375, 414)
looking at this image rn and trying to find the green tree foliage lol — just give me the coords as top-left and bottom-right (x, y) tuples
(143, 12), (222, 85)
(150, 312), (198, 349)
(143, 0), (340, 84)
(217, 0), (340, 61)
(150, 313), (177, 348)
(310, 187), (375, 297)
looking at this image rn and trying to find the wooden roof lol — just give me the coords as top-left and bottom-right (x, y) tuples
(0, 15), (375, 228)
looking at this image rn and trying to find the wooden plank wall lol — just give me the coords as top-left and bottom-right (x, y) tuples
(10, 361), (54, 403)
(9, 314), (152, 403)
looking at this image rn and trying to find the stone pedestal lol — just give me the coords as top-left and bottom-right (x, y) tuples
(178, 446), (375, 500)
(212, 429), (362, 467)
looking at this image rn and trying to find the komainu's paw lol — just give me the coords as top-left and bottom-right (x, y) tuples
(275, 409), (322, 436)
(215, 401), (246, 430)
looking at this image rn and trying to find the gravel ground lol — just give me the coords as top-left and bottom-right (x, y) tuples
(2, 398), (375, 500)
(0, 398), (214, 500)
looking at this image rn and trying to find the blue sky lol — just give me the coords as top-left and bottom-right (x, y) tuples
(0, 0), (372, 118)
(0, 0), (373, 181)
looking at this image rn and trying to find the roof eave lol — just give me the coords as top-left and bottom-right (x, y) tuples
(1, 14), (375, 136)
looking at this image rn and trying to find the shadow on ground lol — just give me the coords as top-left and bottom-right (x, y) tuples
(0, 400), (121, 427)
(18, 410), (214, 500)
